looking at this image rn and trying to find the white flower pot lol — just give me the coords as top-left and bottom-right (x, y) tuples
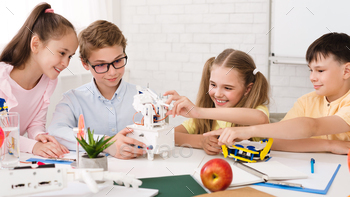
(79, 153), (108, 171)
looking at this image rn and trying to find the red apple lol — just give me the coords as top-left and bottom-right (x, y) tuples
(200, 158), (233, 192)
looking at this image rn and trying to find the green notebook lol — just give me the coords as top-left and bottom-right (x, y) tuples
(116, 174), (207, 197)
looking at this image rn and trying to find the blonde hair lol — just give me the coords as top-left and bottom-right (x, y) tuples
(193, 49), (270, 134)
(79, 20), (127, 62)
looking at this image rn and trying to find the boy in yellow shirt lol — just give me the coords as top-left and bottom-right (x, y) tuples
(205, 32), (350, 154)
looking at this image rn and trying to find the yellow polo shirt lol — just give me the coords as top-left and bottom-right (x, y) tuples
(282, 90), (350, 141)
(181, 105), (269, 141)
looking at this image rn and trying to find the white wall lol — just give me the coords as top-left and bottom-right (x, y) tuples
(267, 0), (347, 112)
(47, 0), (317, 126)
(268, 62), (313, 112)
(120, 0), (274, 125)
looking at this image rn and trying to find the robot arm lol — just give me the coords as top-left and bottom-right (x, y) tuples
(127, 86), (175, 161)
(68, 168), (142, 193)
(132, 87), (173, 128)
(103, 171), (141, 188)
(0, 168), (142, 196)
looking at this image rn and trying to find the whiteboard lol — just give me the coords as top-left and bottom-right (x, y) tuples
(273, 0), (350, 58)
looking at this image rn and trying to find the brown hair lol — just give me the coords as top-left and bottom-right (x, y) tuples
(193, 49), (270, 134)
(79, 20), (127, 62)
(306, 32), (350, 64)
(0, 3), (75, 68)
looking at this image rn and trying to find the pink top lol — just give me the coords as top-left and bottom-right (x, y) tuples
(0, 62), (57, 153)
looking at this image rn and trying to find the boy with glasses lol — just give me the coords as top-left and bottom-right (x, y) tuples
(48, 20), (146, 159)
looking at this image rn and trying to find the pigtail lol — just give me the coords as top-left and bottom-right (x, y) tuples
(244, 71), (270, 109)
(193, 57), (215, 134)
(0, 3), (50, 67)
(0, 3), (75, 68)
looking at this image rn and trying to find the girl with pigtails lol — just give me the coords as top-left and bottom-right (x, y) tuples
(165, 48), (270, 155)
(0, 3), (78, 157)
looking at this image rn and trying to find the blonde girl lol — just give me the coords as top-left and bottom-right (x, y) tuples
(165, 48), (270, 155)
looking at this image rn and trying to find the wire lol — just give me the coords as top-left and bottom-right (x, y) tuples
(133, 104), (168, 125)
(154, 114), (169, 122)
(133, 111), (144, 126)
(151, 104), (169, 122)
(151, 104), (160, 117)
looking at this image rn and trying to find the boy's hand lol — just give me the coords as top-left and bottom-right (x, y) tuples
(163, 90), (200, 118)
(204, 128), (251, 146)
(32, 142), (66, 158)
(105, 127), (147, 159)
(200, 135), (221, 155)
(328, 140), (350, 155)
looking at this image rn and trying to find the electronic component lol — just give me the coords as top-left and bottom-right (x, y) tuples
(127, 86), (175, 160)
(222, 138), (273, 163)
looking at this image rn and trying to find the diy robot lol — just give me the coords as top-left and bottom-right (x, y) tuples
(222, 138), (273, 163)
(0, 167), (141, 196)
(1, 114), (142, 196)
(127, 86), (175, 160)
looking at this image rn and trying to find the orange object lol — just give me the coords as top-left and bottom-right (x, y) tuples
(0, 127), (4, 148)
(348, 149), (350, 173)
(133, 111), (144, 126)
(77, 114), (85, 140)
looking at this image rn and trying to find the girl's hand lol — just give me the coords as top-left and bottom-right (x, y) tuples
(200, 135), (221, 155)
(204, 128), (251, 146)
(35, 134), (70, 154)
(33, 142), (66, 158)
(36, 133), (57, 144)
(163, 90), (200, 118)
(104, 127), (147, 159)
(164, 90), (180, 100)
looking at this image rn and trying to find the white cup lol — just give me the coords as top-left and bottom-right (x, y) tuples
(0, 112), (20, 169)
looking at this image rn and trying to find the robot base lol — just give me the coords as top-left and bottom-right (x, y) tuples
(126, 124), (175, 160)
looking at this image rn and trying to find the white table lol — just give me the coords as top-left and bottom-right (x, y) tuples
(19, 147), (350, 197)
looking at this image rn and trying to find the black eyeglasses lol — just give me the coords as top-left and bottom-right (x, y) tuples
(87, 56), (128, 74)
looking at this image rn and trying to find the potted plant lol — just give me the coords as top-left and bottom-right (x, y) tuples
(76, 127), (115, 171)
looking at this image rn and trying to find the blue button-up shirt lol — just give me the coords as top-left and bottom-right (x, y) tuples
(48, 78), (139, 151)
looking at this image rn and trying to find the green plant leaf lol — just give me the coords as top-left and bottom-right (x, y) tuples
(95, 135), (115, 151)
(95, 141), (114, 154)
(76, 137), (95, 158)
(76, 130), (116, 158)
(90, 152), (100, 158)
(87, 128), (95, 146)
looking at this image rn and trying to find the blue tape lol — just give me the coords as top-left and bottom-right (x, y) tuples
(26, 158), (73, 165)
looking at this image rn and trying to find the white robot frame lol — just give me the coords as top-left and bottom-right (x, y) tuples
(0, 167), (141, 196)
(127, 86), (175, 160)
